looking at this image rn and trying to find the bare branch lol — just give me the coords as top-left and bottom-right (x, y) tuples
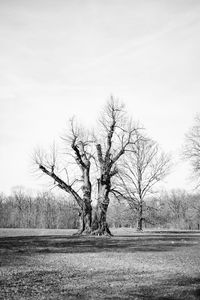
(96, 144), (104, 166)
(39, 164), (83, 208)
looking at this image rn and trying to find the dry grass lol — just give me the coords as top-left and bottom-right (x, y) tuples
(0, 228), (200, 299)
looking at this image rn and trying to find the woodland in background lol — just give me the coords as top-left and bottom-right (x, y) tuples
(0, 189), (199, 230)
(0, 191), (78, 229)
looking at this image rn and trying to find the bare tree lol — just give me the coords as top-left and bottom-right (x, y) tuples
(34, 120), (93, 234)
(34, 97), (140, 236)
(184, 114), (200, 188)
(92, 97), (139, 235)
(113, 134), (171, 231)
(12, 187), (27, 228)
(167, 189), (189, 229)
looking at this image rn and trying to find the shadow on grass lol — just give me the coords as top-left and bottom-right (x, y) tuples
(122, 276), (200, 300)
(59, 273), (200, 300)
(1, 267), (200, 300)
(0, 233), (199, 257)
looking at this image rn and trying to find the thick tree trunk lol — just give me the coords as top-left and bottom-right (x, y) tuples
(136, 203), (143, 231)
(91, 180), (112, 236)
(77, 203), (92, 235)
(91, 203), (112, 236)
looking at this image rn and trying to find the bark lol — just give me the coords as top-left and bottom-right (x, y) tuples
(76, 170), (92, 235)
(91, 176), (113, 236)
(92, 206), (112, 236)
(77, 202), (92, 235)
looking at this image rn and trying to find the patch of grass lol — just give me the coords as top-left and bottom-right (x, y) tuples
(0, 229), (200, 299)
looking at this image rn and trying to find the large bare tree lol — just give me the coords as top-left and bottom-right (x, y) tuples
(34, 120), (93, 234)
(184, 114), (200, 188)
(34, 98), (140, 236)
(92, 98), (139, 235)
(113, 134), (171, 231)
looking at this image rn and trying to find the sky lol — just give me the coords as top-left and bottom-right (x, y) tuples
(0, 0), (200, 194)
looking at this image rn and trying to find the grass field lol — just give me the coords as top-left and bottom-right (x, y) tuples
(0, 228), (200, 299)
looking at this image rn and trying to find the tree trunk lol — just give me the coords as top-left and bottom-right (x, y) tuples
(91, 203), (112, 236)
(91, 179), (112, 236)
(76, 176), (92, 235)
(136, 203), (143, 231)
(77, 203), (92, 235)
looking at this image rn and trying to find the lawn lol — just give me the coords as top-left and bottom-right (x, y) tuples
(0, 228), (200, 299)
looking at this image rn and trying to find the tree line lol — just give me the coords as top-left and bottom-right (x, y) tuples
(0, 188), (199, 230)
(0, 190), (79, 229)
(108, 189), (200, 230)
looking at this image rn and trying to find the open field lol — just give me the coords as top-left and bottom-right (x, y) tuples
(0, 229), (200, 299)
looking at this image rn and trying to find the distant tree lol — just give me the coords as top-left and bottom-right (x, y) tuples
(167, 189), (189, 229)
(0, 193), (6, 228)
(113, 133), (171, 231)
(12, 187), (27, 227)
(184, 114), (200, 188)
(107, 200), (135, 228)
(190, 194), (200, 230)
(144, 196), (170, 229)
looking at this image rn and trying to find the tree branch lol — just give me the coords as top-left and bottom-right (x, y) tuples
(39, 164), (83, 208)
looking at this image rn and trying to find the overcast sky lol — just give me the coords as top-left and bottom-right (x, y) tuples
(1, 0), (200, 194)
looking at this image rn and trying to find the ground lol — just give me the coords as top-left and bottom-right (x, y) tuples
(0, 228), (200, 299)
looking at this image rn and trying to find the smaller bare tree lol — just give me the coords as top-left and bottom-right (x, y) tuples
(183, 114), (200, 188)
(113, 134), (171, 231)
